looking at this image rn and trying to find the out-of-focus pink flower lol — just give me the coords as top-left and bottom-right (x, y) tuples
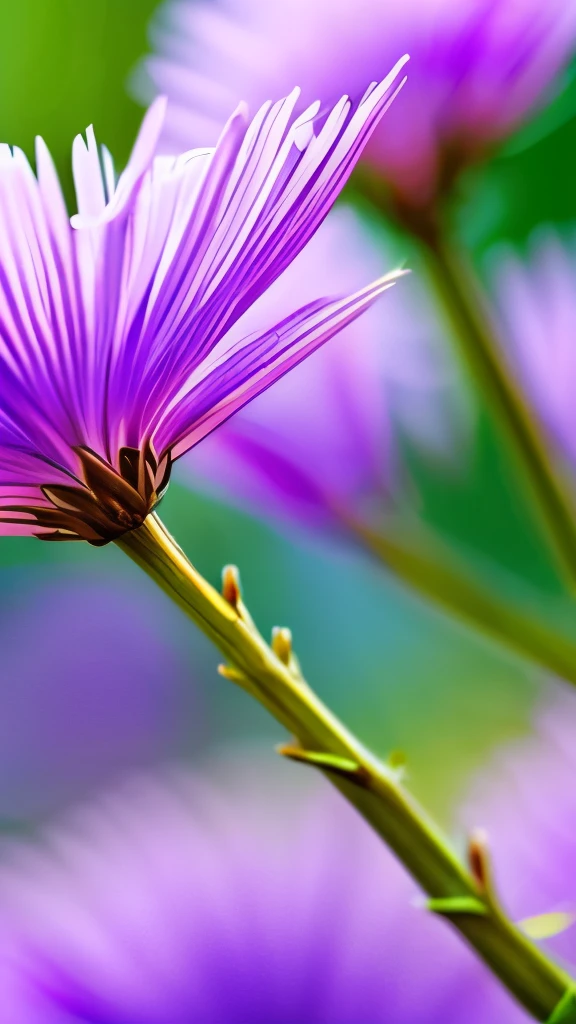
(0, 755), (528, 1023)
(185, 205), (467, 539)
(140, 0), (576, 211)
(493, 232), (576, 471)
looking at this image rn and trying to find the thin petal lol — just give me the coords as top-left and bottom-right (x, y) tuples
(71, 97), (167, 229)
(157, 270), (405, 458)
(127, 63), (408, 442)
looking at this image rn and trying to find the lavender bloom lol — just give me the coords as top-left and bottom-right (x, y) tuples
(140, 0), (576, 211)
(0, 66), (406, 546)
(493, 233), (576, 471)
(0, 758), (527, 1023)
(0, 571), (196, 817)
(461, 687), (576, 974)
(187, 204), (463, 537)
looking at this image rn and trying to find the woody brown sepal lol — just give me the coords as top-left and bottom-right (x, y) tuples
(14, 442), (173, 545)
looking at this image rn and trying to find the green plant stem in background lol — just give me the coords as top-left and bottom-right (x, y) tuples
(118, 512), (575, 1023)
(352, 520), (576, 686)
(420, 230), (576, 593)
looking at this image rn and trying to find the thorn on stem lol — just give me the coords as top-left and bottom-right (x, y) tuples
(387, 749), (407, 779)
(468, 828), (491, 893)
(427, 896), (487, 917)
(217, 663), (246, 684)
(388, 749), (406, 768)
(277, 744), (369, 787)
(222, 565), (241, 609)
(272, 626), (292, 666)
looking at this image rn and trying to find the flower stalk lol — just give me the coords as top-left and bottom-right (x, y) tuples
(351, 518), (576, 686)
(361, 176), (576, 593)
(418, 230), (576, 594)
(118, 512), (575, 1022)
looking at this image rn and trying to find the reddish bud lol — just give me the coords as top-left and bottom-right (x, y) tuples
(222, 565), (241, 609)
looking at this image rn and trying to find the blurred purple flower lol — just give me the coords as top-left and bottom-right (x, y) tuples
(140, 0), (576, 212)
(461, 685), (576, 973)
(0, 756), (527, 1023)
(0, 570), (196, 818)
(186, 205), (467, 538)
(0, 67), (406, 546)
(493, 233), (576, 471)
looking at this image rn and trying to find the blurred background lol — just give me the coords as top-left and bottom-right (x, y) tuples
(0, 0), (574, 831)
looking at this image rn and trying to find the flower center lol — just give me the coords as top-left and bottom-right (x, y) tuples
(34, 442), (172, 545)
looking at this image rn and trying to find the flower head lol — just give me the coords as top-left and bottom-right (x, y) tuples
(493, 232), (576, 472)
(187, 204), (465, 538)
(140, 0), (576, 213)
(0, 756), (527, 1023)
(0, 67), (406, 546)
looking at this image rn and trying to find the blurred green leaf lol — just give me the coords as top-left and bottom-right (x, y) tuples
(0, 0), (156, 205)
(548, 991), (576, 1024)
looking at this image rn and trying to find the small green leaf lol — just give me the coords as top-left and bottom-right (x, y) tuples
(547, 990), (576, 1024)
(427, 896), (487, 917)
(520, 911), (576, 940)
(277, 746), (368, 785)
(217, 664), (246, 684)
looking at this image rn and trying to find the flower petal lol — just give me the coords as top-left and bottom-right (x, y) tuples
(71, 97), (168, 229)
(125, 63), (408, 442)
(157, 270), (406, 458)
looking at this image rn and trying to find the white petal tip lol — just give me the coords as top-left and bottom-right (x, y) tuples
(231, 100), (250, 122)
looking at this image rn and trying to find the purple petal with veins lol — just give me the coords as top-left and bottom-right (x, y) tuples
(0, 63), (408, 544)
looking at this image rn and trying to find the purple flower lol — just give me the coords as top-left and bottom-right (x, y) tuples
(0, 69), (406, 546)
(0, 570), (197, 818)
(140, 0), (576, 211)
(186, 204), (465, 538)
(0, 757), (527, 1023)
(461, 686), (576, 974)
(493, 233), (576, 471)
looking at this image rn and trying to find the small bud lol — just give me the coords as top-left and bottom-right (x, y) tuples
(222, 565), (241, 609)
(388, 749), (407, 771)
(272, 626), (292, 666)
(468, 828), (490, 891)
(277, 744), (369, 786)
(217, 663), (245, 684)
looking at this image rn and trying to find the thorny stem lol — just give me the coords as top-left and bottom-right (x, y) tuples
(419, 230), (576, 594)
(117, 512), (575, 1022)
(351, 519), (576, 687)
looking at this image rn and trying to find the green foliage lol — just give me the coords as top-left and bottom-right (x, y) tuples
(548, 990), (576, 1024)
(0, 0), (157, 206)
(427, 896), (487, 916)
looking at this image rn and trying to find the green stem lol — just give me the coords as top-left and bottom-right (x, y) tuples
(352, 519), (576, 686)
(420, 231), (576, 592)
(117, 512), (574, 1022)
